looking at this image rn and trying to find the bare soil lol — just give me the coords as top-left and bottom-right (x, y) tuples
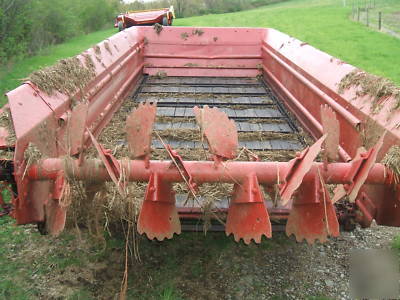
(6, 221), (399, 299)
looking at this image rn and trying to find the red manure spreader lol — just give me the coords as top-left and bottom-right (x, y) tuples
(1, 26), (400, 244)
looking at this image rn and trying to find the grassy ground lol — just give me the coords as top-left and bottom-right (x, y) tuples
(352, 0), (400, 36)
(1, 215), (338, 299)
(175, 0), (400, 85)
(0, 28), (115, 106)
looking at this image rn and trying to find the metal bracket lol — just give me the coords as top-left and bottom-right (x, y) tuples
(332, 134), (385, 203)
(279, 134), (326, 205)
(286, 169), (339, 244)
(88, 129), (124, 196)
(355, 191), (377, 228)
(225, 173), (272, 244)
(138, 172), (181, 240)
(165, 144), (198, 194)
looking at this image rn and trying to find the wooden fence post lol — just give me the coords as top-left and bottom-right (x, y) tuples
(366, 8), (369, 26)
(357, 7), (360, 22)
(379, 11), (382, 30)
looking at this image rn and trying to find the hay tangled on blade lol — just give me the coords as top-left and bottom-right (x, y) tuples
(27, 56), (96, 96)
(382, 145), (400, 185)
(338, 69), (400, 111)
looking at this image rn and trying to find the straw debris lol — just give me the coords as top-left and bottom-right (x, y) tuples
(154, 71), (167, 79)
(338, 69), (400, 111)
(192, 29), (204, 36)
(153, 23), (163, 34)
(93, 45), (101, 56)
(382, 145), (400, 185)
(181, 32), (189, 40)
(104, 42), (112, 55)
(0, 108), (16, 145)
(23, 143), (42, 177)
(27, 56), (96, 96)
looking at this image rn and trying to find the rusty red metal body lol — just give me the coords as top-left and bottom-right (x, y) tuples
(2, 26), (400, 244)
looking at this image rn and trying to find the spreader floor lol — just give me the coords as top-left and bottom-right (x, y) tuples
(133, 76), (306, 155)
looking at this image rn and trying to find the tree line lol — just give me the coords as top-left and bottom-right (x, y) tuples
(0, 0), (284, 65)
(0, 0), (120, 65)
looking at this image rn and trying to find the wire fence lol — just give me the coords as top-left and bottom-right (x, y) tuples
(350, 0), (400, 38)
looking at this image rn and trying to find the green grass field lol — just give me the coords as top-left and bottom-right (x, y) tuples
(175, 0), (400, 86)
(354, 0), (400, 36)
(0, 28), (115, 105)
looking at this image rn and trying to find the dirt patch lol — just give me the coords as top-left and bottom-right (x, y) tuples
(338, 69), (400, 112)
(27, 56), (96, 96)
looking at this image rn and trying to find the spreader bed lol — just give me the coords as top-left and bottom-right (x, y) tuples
(2, 26), (400, 244)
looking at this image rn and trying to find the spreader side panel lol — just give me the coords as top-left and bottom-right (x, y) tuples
(6, 28), (145, 226)
(262, 28), (400, 227)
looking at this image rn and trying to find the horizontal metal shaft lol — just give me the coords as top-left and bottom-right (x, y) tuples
(27, 158), (390, 185)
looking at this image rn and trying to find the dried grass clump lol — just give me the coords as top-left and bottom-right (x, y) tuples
(338, 69), (400, 111)
(104, 42), (112, 55)
(93, 45), (101, 56)
(153, 23), (163, 34)
(382, 145), (400, 185)
(0, 108), (16, 145)
(24, 143), (42, 166)
(27, 56), (96, 96)
(154, 71), (167, 79)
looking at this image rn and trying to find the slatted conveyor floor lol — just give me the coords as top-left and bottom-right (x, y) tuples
(132, 76), (305, 153)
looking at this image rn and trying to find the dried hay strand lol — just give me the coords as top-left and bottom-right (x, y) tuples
(24, 143), (42, 168)
(153, 147), (209, 161)
(239, 131), (298, 141)
(0, 107), (16, 145)
(338, 69), (400, 111)
(154, 70), (167, 79)
(27, 56), (96, 96)
(153, 23), (163, 34)
(156, 128), (201, 141)
(104, 42), (112, 55)
(93, 45), (101, 56)
(382, 145), (400, 185)
(156, 116), (196, 124)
